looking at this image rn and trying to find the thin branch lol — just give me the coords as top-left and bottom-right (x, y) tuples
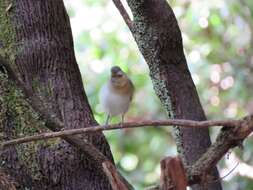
(0, 116), (245, 148)
(223, 152), (253, 180)
(112, 0), (133, 31)
(218, 162), (239, 181)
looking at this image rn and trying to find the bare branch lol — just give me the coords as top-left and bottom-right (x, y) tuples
(112, 0), (133, 31)
(0, 117), (245, 148)
(1, 114), (252, 187)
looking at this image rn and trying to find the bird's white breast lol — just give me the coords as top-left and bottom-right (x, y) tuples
(99, 83), (131, 116)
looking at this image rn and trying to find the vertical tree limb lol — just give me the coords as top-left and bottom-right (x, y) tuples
(118, 0), (222, 189)
(112, 0), (133, 31)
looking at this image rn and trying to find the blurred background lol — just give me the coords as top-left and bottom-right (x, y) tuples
(63, 0), (253, 189)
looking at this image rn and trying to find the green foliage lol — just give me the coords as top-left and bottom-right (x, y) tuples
(64, 0), (253, 189)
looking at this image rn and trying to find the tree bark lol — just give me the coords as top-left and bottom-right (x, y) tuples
(125, 0), (222, 189)
(0, 0), (113, 189)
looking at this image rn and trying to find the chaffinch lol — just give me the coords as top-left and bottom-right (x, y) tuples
(99, 66), (134, 125)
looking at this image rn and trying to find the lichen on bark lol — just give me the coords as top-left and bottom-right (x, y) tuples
(0, 71), (48, 181)
(0, 0), (16, 60)
(126, 0), (222, 189)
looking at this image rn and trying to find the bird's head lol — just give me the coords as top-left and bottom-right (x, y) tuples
(110, 66), (128, 87)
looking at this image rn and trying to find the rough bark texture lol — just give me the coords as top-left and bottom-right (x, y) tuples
(0, 0), (113, 189)
(0, 169), (17, 190)
(125, 0), (222, 189)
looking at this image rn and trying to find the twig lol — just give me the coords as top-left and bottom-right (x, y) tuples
(0, 117), (244, 148)
(225, 152), (253, 179)
(112, 0), (133, 31)
(208, 162), (239, 184)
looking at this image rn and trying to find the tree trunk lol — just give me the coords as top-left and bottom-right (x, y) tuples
(0, 0), (113, 189)
(125, 0), (222, 189)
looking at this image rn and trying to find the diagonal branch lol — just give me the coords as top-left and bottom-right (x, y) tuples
(1, 56), (134, 189)
(145, 115), (253, 189)
(112, 0), (133, 31)
(188, 114), (253, 184)
(0, 56), (108, 165)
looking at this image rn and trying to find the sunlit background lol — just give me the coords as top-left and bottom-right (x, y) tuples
(63, 0), (253, 189)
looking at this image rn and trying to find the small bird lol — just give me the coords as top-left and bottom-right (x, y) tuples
(99, 66), (134, 125)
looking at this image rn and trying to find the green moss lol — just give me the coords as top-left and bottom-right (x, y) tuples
(0, 83), (7, 142)
(0, 0), (16, 60)
(0, 73), (47, 180)
(0, 1), (48, 182)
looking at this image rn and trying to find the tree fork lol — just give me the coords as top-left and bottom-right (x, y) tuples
(114, 0), (222, 189)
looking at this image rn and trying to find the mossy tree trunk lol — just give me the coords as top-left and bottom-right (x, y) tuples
(125, 0), (222, 189)
(0, 0), (113, 189)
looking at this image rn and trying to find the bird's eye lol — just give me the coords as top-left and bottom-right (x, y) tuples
(112, 73), (123, 78)
(116, 73), (123, 77)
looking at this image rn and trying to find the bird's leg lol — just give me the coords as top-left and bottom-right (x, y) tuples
(105, 115), (110, 126)
(121, 114), (125, 126)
